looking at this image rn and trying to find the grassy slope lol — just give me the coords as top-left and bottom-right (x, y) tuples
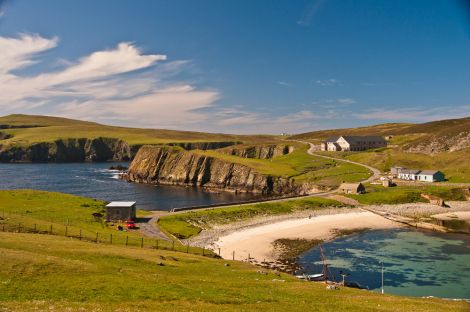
(158, 197), (347, 239)
(0, 114), (270, 146)
(346, 184), (467, 205)
(0, 190), (152, 245)
(2, 233), (467, 311)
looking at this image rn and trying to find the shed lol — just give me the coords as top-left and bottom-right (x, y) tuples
(106, 201), (136, 222)
(339, 183), (365, 195)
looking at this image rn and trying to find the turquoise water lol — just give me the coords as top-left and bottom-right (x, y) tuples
(298, 229), (470, 299)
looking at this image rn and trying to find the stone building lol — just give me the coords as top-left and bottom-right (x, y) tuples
(339, 182), (366, 194)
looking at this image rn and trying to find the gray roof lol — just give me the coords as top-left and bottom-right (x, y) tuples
(399, 169), (421, 175)
(106, 201), (136, 208)
(340, 136), (386, 143)
(339, 182), (364, 190)
(326, 136), (340, 143)
(419, 170), (441, 175)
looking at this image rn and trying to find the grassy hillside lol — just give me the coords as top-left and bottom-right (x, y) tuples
(0, 114), (270, 146)
(345, 184), (467, 205)
(159, 197), (347, 239)
(291, 116), (470, 182)
(1, 234), (468, 311)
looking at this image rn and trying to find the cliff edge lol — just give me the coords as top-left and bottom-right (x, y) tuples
(125, 146), (313, 195)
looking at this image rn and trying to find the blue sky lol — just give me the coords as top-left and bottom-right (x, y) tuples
(0, 0), (469, 133)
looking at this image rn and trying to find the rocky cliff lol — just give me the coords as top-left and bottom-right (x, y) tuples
(0, 137), (139, 162)
(405, 131), (470, 154)
(0, 138), (240, 163)
(218, 144), (294, 159)
(125, 146), (312, 195)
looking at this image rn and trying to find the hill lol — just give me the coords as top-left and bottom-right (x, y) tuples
(290, 116), (470, 182)
(0, 191), (467, 311)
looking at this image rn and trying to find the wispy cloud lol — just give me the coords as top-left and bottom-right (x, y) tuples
(315, 78), (341, 86)
(354, 105), (470, 122)
(0, 0), (10, 17)
(277, 81), (294, 87)
(297, 0), (327, 27)
(0, 33), (219, 128)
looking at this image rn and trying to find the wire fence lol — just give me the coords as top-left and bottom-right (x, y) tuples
(0, 211), (217, 258)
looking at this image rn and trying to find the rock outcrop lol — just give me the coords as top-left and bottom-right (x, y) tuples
(125, 146), (312, 195)
(218, 144), (294, 159)
(405, 131), (470, 154)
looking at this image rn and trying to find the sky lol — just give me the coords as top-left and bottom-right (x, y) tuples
(0, 0), (469, 134)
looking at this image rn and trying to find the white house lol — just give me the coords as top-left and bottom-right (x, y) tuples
(417, 170), (445, 182)
(321, 136), (387, 152)
(398, 169), (421, 181)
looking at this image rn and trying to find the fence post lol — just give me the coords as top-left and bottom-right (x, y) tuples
(110, 234), (113, 244)
(34, 224), (37, 232)
(65, 226), (68, 237)
(218, 248), (221, 256)
(96, 232), (99, 243)
(202, 247), (205, 256)
(50, 224), (53, 234)
(232, 251), (235, 261)
(79, 229), (82, 240)
(126, 236), (128, 246)
(141, 237), (144, 248)
(186, 243), (189, 253)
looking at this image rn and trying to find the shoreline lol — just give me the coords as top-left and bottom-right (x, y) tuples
(190, 201), (470, 267)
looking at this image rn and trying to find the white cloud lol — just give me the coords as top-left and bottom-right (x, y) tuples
(277, 81), (294, 87)
(315, 78), (341, 86)
(337, 98), (356, 105)
(0, 34), (219, 129)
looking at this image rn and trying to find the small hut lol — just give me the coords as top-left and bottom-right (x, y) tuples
(106, 201), (136, 222)
(339, 183), (365, 195)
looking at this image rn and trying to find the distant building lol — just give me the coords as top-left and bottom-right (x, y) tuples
(339, 182), (366, 194)
(320, 136), (387, 152)
(106, 201), (136, 222)
(395, 168), (445, 182)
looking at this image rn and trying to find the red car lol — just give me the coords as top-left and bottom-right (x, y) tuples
(126, 220), (137, 229)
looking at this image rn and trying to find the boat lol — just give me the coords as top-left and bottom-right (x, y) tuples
(295, 273), (325, 281)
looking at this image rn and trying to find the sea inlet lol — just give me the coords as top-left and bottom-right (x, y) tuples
(0, 162), (262, 211)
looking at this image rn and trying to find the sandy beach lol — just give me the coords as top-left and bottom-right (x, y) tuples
(212, 210), (399, 262)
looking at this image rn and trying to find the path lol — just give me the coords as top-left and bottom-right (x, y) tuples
(138, 211), (171, 240)
(303, 141), (382, 183)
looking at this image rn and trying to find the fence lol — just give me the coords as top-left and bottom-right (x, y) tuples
(0, 211), (217, 258)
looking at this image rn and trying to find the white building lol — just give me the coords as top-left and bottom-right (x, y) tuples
(321, 136), (387, 152)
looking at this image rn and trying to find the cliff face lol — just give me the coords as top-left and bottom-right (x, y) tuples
(126, 146), (311, 195)
(0, 138), (140, 163)
(0, 138), (239, 163)
(219, 144), (294, 159)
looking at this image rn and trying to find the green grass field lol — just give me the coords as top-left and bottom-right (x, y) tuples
(346, 184), (467, 205)
(1, 232), (468, 311)
(0, 190), (202, 252)
(0, 114), (271, 147)
(158, 197), (347, 239)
